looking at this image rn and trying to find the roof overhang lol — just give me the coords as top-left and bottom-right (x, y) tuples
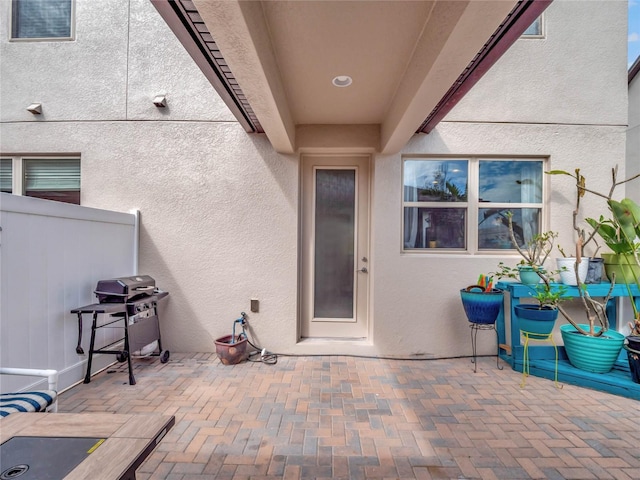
(630, 56), (640, 84)
(152, 0), (552, 154)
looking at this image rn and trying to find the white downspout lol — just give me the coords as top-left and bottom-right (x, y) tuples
(131, 209), (140, 275)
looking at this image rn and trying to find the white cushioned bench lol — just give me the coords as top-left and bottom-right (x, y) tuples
(0, 368), (58, 417)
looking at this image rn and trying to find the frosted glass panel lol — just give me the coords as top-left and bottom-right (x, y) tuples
(314, 169), (355, 318)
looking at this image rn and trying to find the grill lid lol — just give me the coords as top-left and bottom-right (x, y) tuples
(95, 275), (156, 303)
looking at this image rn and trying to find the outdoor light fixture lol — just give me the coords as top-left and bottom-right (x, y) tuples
(153, 95), (167, 108)
(27, 103), (42, 114)
(332, 75), (352, 87)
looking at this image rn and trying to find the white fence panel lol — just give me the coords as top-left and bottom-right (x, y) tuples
(0, 193), (136, 393)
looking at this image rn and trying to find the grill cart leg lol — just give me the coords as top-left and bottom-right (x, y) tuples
(83, 312), (99, 384)
(76, 312), (84, 354)
(123, 312), (136, 385)
(152, 300), (170, 364)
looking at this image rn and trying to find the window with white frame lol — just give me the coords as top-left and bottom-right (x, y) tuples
(522, 15), (543, 37)
(402, 157), (545, 253)
(11, 0), (74, 40)
(1, 156), (80, 204)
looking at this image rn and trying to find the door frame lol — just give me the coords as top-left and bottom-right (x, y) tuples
(299, 154), (372, 340)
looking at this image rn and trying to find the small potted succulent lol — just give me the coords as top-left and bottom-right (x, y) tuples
(513, 282), (566, 339)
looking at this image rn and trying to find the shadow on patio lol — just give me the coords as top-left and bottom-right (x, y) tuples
(59, 353), (640, 480)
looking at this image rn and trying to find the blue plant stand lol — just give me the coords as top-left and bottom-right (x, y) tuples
(496, 281), (640, 400)
(469, 322), (502, 373)
(520, 330), (560, 389)
(460, 287), (504, 372)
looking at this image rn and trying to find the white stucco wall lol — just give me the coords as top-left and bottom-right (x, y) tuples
(445, 0), (628, 126)
(0, 0), (298, 354)
(368, 0), (630, 357)
(372, 122), (627, 357)
(0, 0), (234, 123)
(1, 121), (299, 354)
(0, 0), (630, 358)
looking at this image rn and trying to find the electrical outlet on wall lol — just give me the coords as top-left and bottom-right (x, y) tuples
(251, 299), (259, 313)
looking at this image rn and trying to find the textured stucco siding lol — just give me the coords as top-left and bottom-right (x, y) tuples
(445, 1), (628, 127)
(372, 122), (627, 357)
(0, 0), (235, 123)
(0, 120), (299, 353)
(0, 0), (631, 357)
(0, 0), (295, 354)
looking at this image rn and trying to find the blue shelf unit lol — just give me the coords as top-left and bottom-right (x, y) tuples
(495, 281), (640, 400)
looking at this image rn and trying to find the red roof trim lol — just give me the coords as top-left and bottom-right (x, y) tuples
(151, 0), (263, 133)
(418, 0), (553, 134)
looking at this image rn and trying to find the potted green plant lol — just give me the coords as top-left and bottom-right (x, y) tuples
(546, 167), (640, 373)
(513, 283), (567, 338)
(585, 202), (640, 285)
(593, 196), (640, 381)
(625, 317), (640, 383)
(459, 275), (503, 325)
(491, 217), (565, 337)
(555, 244), (590, 286)
(492, 222), (557, 286)
(459, 275), (504, 373)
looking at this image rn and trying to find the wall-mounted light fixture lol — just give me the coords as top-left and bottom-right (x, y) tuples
(27, 103), (42, 114)
(153, 95), (167, 108)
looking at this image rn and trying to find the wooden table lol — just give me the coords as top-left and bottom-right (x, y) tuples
(0, 413), (175, 480)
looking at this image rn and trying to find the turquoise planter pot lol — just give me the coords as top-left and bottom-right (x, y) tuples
(515, 304), (558, 339)
(560, 324), (625, 374)
(518, 266), (542, 286)
(460, 288), (503, 325)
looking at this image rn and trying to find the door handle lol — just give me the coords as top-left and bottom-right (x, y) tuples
(357, 267), (368, 273)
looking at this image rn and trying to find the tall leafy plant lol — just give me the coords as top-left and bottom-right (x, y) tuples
(545, 167), (640, 336)
(603, 198), (640, 324)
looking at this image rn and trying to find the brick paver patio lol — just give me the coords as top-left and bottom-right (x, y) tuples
(59, 353), (640, 479)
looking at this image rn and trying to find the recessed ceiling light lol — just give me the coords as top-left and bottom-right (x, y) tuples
(332, 75), (352, 87)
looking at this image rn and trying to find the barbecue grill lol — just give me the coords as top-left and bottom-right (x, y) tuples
(95, 274), (157, 303)
(71, 275), (169, 385)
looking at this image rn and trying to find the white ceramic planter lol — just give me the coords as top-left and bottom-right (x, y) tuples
(556, 257), (589, 285)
